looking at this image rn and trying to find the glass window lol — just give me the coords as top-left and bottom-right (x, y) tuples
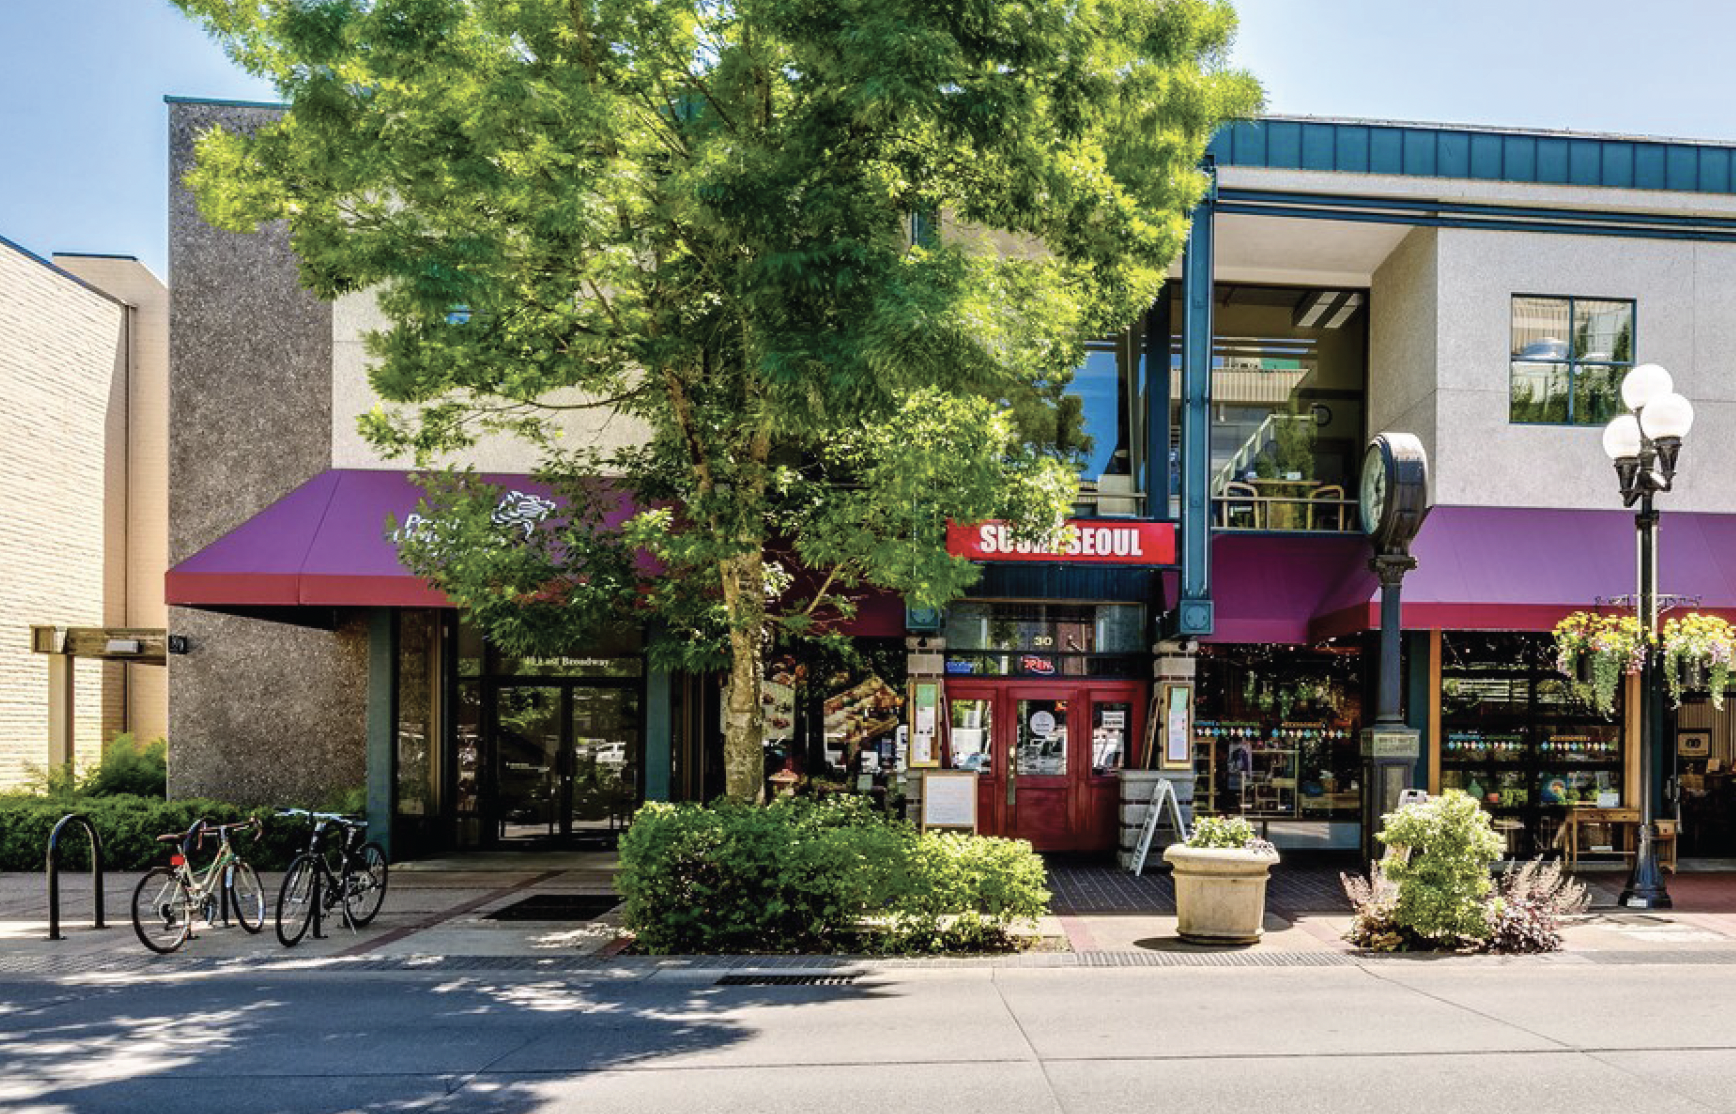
(949, 699), (993, 774)
(1509, 296), (1634, 426)
(942, 603), (1147, 678)
(1440, 632), (1624, 857)
(1092, 702), (1131, 775)
(1192, 645), (1365, 822)
(1013, 324), (1147, 515)
(396, 612), (439, 820)
(1016, 699), (1068, 776)
(1173, 285), (1368, 533)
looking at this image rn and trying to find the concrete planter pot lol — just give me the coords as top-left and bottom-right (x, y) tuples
(1163, 844), (1279, 945)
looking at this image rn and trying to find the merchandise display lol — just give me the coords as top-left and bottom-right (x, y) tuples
(1440, 633), (1624, 857)
(1192, 646), (1365, 829)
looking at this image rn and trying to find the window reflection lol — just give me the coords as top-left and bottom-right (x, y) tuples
(1014, 324), (1146, 516)
(1509, 295), (1633, 426)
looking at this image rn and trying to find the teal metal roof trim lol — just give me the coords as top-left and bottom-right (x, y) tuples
(163, 95), (289, 110)
(1210, 118), (1736, 196)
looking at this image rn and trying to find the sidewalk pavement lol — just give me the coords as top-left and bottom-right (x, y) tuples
(8, 855), (1736, 969)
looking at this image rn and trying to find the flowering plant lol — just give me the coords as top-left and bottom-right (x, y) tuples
(1552, 612), (1646, 716)
(1661, 613), (1734, 709)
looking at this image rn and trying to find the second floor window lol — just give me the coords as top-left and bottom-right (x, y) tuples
(1510, 295), (1634, 426)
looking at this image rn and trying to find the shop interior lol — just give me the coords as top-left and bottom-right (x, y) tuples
(1192, 642), (1367, 850)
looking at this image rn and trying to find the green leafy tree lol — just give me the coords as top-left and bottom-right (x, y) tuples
(173, 0), (1260, 800)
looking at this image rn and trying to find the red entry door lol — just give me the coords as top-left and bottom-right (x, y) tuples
(947, 682), (1143, 852)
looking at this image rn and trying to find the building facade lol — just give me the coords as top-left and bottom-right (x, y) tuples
(165, 100), (1736, 864)
(0, 237), (168, 787)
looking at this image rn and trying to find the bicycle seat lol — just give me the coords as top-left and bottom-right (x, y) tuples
(155, 833), (182, 843)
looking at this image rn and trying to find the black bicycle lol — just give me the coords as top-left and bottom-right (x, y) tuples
(273, 809), (389, 946)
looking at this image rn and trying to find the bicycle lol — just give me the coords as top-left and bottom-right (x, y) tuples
(274, 809), (389, 947)
(130, 817), (266, 954)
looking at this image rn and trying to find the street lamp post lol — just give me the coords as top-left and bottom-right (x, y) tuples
(1601, 363), (1695, 910)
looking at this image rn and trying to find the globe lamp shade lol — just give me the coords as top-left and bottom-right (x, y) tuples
(1621, 364), (1673, 412)
(1640, 391), (1695, 441)
(1602, 413), (1643, 461)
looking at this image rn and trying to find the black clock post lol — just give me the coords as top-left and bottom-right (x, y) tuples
(1358, 433), (1431, 863)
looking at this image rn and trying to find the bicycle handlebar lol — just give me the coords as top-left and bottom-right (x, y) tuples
(276, 808), (363, 824)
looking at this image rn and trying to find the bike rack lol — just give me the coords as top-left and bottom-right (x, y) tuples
(46, 813), (106, 941)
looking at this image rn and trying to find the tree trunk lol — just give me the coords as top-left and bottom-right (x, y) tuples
(718, 548), (767, 802)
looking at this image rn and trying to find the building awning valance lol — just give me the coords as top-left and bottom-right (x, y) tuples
(1209, 506), (1736, 646)
(165, 468), (911, 637)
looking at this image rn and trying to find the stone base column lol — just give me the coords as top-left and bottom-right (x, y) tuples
(1116, 642), (1200, 870)
(902, 635), (945, 822)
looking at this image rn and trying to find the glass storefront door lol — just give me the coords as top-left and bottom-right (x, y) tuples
(490, 683), (640, 845)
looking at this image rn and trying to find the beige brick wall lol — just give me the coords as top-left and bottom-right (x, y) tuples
(55, 255), (171, 746)
(0, 242), (128, 786)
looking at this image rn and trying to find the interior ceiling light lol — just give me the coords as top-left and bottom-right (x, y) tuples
(1294, 290), (1336, 328)
(1293, 290), (1365, 329)
(1323, 292), (1364, 330)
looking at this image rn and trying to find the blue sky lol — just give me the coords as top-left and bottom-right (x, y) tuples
(4, 0), (1736, 279)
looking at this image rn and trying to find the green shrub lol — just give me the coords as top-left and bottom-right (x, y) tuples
(0, 795), (309, 872)
(883, 830), (1051, 952)
(81, 734), (168, 798)
(1376, 790), (1505, 946)
(24, 733), (168, 799)
(618, 797), (1050, 954)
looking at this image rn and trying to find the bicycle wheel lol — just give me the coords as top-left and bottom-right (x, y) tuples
(342, 842), (389, 927)
(228, 861), (266, 933)
(275, 854), (320, 947)
(131, 867), (194, 954)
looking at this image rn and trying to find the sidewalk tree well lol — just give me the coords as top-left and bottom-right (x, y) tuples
(173, 0), (1261, 800)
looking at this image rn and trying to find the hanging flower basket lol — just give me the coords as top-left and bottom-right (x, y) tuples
(1552, 612), (1646, 717)
(1662, 613), (1734, 710)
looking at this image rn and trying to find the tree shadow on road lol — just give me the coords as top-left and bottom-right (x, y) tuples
(0, 963), (894, 1113)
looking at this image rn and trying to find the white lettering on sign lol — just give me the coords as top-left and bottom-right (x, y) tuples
(973, 524), (1147, 559)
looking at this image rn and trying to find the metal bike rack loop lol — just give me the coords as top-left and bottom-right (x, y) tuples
(46, 813), (106, 941)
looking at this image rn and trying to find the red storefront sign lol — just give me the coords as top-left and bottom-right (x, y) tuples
(946, 520), (1177, 565)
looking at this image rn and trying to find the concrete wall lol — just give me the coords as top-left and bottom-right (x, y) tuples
(169, 101), (366, 805)
(0, 241), (126, 786)
(1368, 227), (1441, 497)
(1430, 229), (1736, 513)
(329, 290), (652, 471)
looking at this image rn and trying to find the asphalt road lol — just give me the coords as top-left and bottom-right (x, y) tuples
(2, 961), (1734, 1113)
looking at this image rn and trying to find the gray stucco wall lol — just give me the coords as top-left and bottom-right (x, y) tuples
(168, 100), (366, 805)
(1369, 227), (1440, 494)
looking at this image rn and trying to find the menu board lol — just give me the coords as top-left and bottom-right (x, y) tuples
(920, 770), (978, 831)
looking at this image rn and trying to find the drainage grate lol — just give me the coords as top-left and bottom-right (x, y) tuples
(715, 974), (861, 986)
(482, 894), (621, 922)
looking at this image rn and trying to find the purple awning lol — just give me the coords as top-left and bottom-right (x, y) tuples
(167, 470), (588, 608)
(1210, 506), (1736, 645)
(166, 469), (914, 637)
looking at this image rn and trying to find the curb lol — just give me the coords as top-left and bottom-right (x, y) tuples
(8, 947), (1736, 978)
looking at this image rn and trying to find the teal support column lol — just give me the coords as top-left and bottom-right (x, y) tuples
(1405, 630), (1432, 787)
(1172, 166), (1217, 636)
(644, 657), (673, 802)
(1143, 290), (1173, 520)
(366, 608), (398, 860)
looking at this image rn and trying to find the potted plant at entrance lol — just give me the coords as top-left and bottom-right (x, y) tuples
(1661, 613), (1734, 709)
(1163, 815), (1280, 945)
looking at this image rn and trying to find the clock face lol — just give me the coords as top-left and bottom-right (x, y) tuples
(1359, 445), (1388, 537)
